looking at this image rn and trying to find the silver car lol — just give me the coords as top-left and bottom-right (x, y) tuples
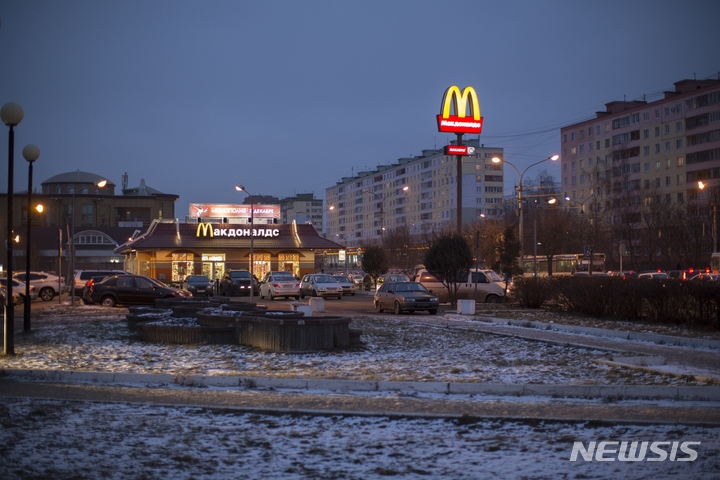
(259, 271), (301, 300)
(299, 274), (342, 300)
(332, 275), (356, 296)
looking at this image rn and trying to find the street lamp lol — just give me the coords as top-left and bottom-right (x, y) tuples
(491, 154), (559, 261)
(235, 184), (255, 303)
(22, 144), (40, 332)
(698, 180), (717, 254)
(533, 197), (557, 277)
(362, 186), (408, 237)
(69, 178), (107, 305)
(2, 102), (24, 356)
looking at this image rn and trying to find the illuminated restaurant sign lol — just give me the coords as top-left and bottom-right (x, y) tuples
(189, 203), (280, 219)
(195, 222), (280, 238)
(436, 85), (483, 134)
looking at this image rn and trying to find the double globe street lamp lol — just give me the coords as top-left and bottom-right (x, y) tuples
(491, 154), (559, 261)
(362, 186), (409, 237)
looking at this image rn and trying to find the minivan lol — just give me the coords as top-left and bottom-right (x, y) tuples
(414, 268), (506, 303)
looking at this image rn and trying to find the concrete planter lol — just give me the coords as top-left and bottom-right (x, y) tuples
(135, 320), (235, 345)
(236, 314), (353, 352)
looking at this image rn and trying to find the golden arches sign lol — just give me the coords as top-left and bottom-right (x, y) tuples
(436, 85), (483, 134)
(196, 222), (214, 237)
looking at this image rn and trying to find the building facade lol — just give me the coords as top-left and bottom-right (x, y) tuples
(0, 170), (178, 275)
(560, 78), (720, 268)
(115, 220), (344, 282)
(325, 139), (504, 249)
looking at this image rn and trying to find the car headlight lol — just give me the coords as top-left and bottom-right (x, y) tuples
(405, 298), (415, 302)
(430, 297), (438, 302)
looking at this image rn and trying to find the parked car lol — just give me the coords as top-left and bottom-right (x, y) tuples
(608, 270), (638, 280)
(258, 271), (300, 300)
(14, 271), (65, 301)
(376, 273), (410, 290)
(572, 271), (610, 277)
(413, 268), (505, 303)
(0, 286), (23, 306)
(688, 273), (720, 281)
(299, 274), (342, 299)
(73, 270), (128, 297)
(332, 275), (356, 296)
(374, 281), (439, 315)
(219, 269), (258, 296)
(638, 272), (670, 280)
(0, 278), (38, 302)
(348, 273), (366, 285)
(86, 274), (189, 307)
(182, 275), (214, 297)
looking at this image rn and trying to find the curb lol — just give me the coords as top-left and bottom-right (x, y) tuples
(4, 369), (720, 402)
(472, 315), (720, 350)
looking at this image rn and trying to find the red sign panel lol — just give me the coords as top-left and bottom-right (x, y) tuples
(445, 145), (469, 155)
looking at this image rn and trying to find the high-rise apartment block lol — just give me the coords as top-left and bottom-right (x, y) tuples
(560, 79), (720, 220)
(325, 139), (504, 249)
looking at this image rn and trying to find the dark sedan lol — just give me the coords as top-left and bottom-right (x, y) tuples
(182, 275), (214, 297)
(374, 281), (439, 315)
(86, 274), (189, 307)
(219, 269), (258, 296)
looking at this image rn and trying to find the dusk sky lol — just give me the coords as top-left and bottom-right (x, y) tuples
(1, 0), (719, 218)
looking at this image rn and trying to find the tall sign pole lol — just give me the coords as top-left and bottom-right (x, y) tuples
(436, 86), (483, 235)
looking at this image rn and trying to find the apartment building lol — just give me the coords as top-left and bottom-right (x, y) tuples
(325, 139), (504, 249)
(280, 193), (325, 233)
(560, 78), (720, 266)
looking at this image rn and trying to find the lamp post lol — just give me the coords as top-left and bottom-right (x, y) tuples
(22, 144), (40, 332)
(69, 178), (107, 306)
(362, 186), (408, 238)
(533, 197), (557, 277)
(2, 102), (24, 356)
(491, 154), (559, 261)
(235, 185), (255, 303)
(698, 181), (717, 254)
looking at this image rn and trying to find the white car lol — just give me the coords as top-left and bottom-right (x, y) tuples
(259, 271), (301, 300)
(14, 271), (65, 301)
(299, 274), (342, 299)
(0, 277), (38, 302)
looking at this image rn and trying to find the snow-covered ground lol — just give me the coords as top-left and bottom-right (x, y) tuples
(1, 304), (719, 479)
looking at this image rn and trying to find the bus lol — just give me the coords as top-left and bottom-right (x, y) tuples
(711, 252), (720, 274)
(521, 253), (606, 276)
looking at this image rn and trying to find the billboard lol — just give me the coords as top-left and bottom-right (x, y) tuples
(189, 203), (280, 219)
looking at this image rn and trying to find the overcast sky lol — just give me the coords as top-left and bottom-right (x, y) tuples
(1, 0), (718, 218)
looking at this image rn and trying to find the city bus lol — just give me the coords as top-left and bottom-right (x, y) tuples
(711, 252), (720, 274)
(521, 253), (607, 276)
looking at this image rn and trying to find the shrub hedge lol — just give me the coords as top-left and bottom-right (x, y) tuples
(511, 276), (720, 329)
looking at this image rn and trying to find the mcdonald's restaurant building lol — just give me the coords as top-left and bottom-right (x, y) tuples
(114, 219), (344, 283)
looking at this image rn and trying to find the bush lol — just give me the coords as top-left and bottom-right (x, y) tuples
(542, 276), (720, 329)
(511, 277), (556, 309)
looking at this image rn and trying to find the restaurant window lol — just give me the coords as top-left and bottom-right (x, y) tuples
(278, 253), (300, 277)
(172, 253), (194, 282)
